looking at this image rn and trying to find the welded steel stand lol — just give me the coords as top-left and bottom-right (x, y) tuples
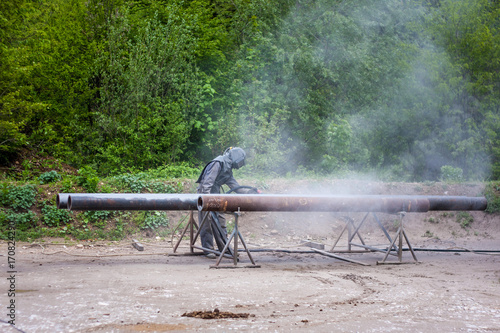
(172, 211), (228, 257)
(190, 211), (234, 258)
(377, 212), (418, 265)
(210, 209), (260, 269)
(330, 212), (399, 255)
(173, 211), (198, 254)
(176, 209), (258, 267)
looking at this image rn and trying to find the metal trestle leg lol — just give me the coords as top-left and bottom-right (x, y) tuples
(377, 212), (418, 265)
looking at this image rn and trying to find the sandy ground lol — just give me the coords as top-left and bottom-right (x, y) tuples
(1, 223), (500, 333)
(1, 181), (500, 332)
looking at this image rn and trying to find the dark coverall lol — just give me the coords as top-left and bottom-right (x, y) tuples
(196, 148), (246, 253)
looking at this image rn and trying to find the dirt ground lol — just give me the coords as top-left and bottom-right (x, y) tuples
(1, 180), (500, 332)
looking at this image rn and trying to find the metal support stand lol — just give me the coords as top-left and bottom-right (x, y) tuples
(210, 209), (260, 269)
(173, 211), (198, 254)
(330, 212), (398, 255)
(191, 211), (234, 258)
(172, 209), (259, 268)
(377, 212), (418, 265)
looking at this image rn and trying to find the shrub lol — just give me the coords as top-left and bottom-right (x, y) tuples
(484, 182), (500, 213)
(82, 210), (113, 229)
(440, 165), (464, 182)
(110, 173), (183, 193)
(60, 177), (75, 193)
(76, 166), (99, 192)
(145, 163), (201, 178)
(0, 183), (8, 205)
(141, 211), (169, 230)
(148, 181), (183, 193)
(111, 174), (147, 193)
(5, 211), (38, 231)
(1, 184), (37, 211)
(41, 203), (71, 227)
(39, 170), (62, 184)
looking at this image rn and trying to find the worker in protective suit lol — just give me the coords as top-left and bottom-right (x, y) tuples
(196, 147), (248, 258)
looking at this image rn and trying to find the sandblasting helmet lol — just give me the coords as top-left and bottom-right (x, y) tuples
(225, 147), (246, 169)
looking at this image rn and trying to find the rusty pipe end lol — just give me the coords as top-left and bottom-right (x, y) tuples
(197, 196), (203, 211)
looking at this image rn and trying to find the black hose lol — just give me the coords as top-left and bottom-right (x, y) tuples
(240, 248), (317, 253)
(225, 185), (259, 194)
(0, 319), (27, 333)
(403, 248), (500, 253)
(237, 248), (500, 254)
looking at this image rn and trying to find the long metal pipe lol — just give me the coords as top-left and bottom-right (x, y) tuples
(58, 193), (488, 213)
(197, 194), (433, 213)
(62, 193), (199, 211)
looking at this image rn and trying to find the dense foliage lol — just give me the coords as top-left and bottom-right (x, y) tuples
(1, 0), (499, 181)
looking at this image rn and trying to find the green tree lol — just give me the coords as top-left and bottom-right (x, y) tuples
(216, 0), (424, 174)
(0, 0), (47, 163)
(87, 8), (203, 173)
(418, 0), (499, 179)
(27, 0), (99, 160)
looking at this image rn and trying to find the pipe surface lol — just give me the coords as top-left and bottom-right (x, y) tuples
(57, 193), (112, 209)
(64, 193), (199, 211)
(197, 194), (432, 213)
(59, 193), (488, 213)
(427, 196), (487, 211)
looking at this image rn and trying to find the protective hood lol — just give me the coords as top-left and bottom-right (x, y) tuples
(226, 147), (246, 169)
(195, 147), (246, 188)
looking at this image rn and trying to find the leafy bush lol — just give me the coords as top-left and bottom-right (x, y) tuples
(4, 211), (37, 231)
(0, 208), (40, 239)
(41, 203), (71, 227)
(484, 182), (500, 213)
(440, 166), (464, 183)
(110, 173), (183, 193)
(148, 181), (183, 194)
(0, 183), (8, 205)
(82, 210), (112, 222)
(82, 210), (113, 229)
(76, 166), (99, 192)
(141, 211), (169, 230)
(60, 177), (75, 193)
(145, 163), (201, 179)
(39, 170), (62, 184)
(0, 184), (37, 211)
(0, 209), (8, 228)
(111, 174), (147, 193)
